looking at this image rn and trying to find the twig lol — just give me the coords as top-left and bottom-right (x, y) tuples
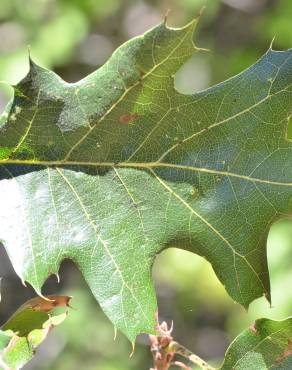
(149, 320), (215, 370)
(167, 341), (215, 370)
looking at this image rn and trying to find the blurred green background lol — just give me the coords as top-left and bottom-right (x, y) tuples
(0, 0), (292, 369)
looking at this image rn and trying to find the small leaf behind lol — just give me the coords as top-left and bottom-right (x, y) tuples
(221, 317), (292, 370)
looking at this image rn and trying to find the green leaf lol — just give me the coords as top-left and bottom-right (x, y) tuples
(0, 296), (71, 370)
(0, 17), (291, 341)
(221, 317), (292, 370)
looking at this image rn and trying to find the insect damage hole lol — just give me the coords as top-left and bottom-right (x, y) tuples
(174, 55), (211, 95)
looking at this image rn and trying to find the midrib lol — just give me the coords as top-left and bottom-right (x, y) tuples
(0, 159), (292, 187)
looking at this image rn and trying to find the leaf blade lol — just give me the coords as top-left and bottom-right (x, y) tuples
(0, 18), (292, 340)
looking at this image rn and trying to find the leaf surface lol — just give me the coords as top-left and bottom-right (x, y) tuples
(221, 317), (292, 370)
(0, 18), (292, 340)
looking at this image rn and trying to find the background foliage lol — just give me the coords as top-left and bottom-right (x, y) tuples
(0, 0), (292, 369)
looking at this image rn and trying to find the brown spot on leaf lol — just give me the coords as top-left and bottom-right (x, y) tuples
(20, 295), (72, 312)
(119, 112), (140, 125)
(249, 323), (257, 334)
(139, 69), (146, 78)
(275, 340), (292, 364)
